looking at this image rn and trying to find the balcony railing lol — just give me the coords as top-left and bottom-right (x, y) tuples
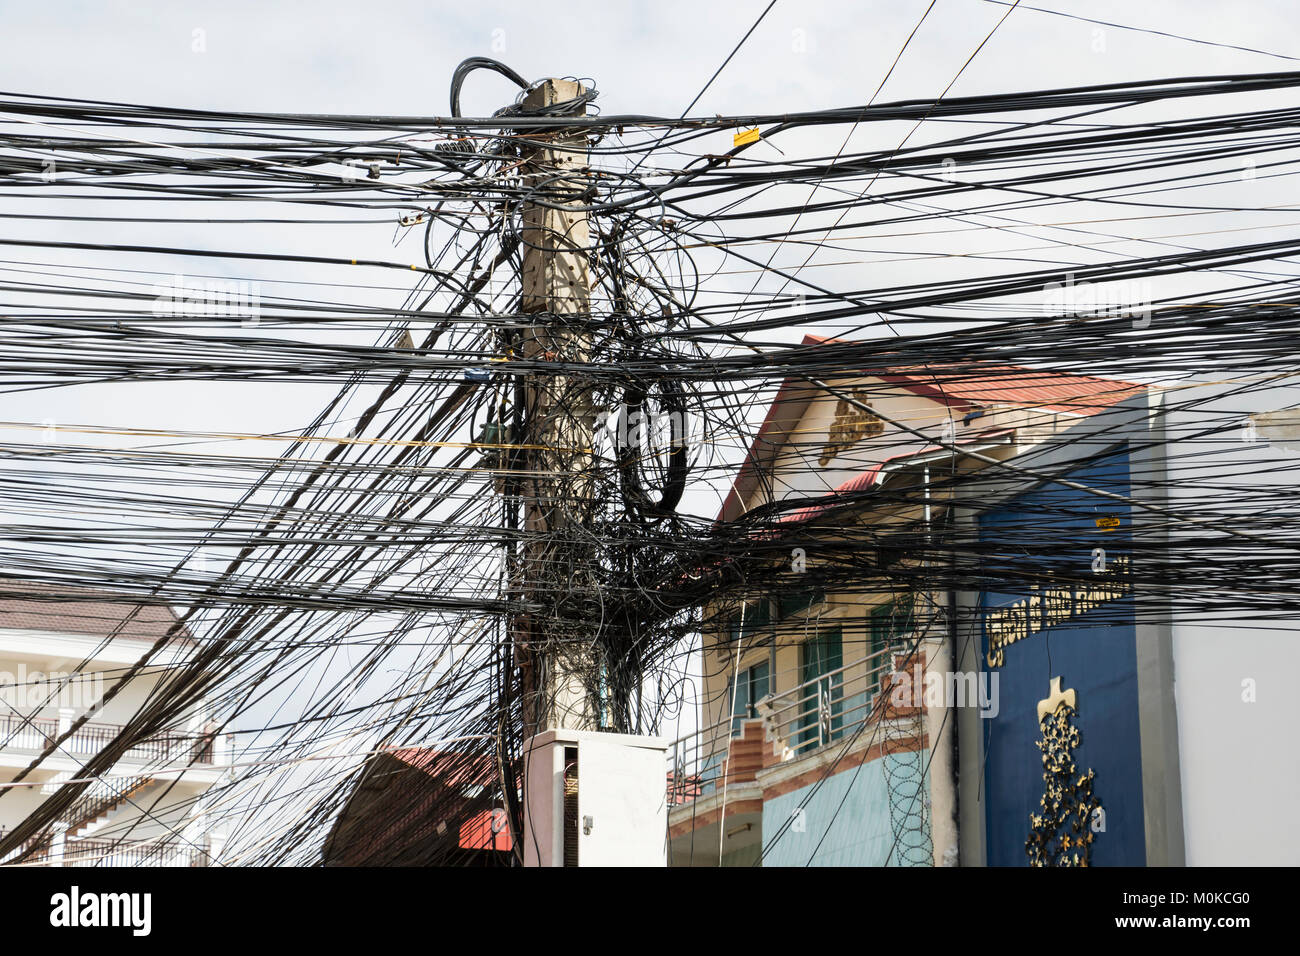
(0, 829), (210, 867)
(57, 836), (212, 867)
(0, 827), (52, 866)
(0, 713), (219, 765)
(667, 643), (920, 808)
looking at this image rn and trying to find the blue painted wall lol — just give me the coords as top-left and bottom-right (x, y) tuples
(762, 756), (928, 866)
(979, 450), (1146, 866)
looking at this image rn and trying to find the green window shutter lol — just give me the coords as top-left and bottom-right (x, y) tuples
(869, 596), (915, 699)
(777, 589), (823, 620)
(728, 674), (747, 735)
(869, 603), (891, 695)
(729, 661), (772, 736)
(795, 626), (843, 752)
(871, 595), (914, 643)
(800, 627), (842, 682)
(726, 601), (771, 643)
(750, 661), (770, 707)
(778, 591), (808, 619)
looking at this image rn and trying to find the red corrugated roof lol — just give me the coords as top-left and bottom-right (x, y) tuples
(716, 335), (1143, 524)
(321, 747), (512, 865)
(873, 367), (1140, 416)
(389, 747), (498, 789)
(458, 808), (512, 852)
(803, 334), (1142, 416)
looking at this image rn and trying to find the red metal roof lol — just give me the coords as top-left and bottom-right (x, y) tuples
(321, 747), (512, 865)
(388, 747), (500, 789)
(802, 334), (1141, 415)
(458, 808), (513, 852)
(716, 335), (1143, 524)
(872, 367), (1140, 416)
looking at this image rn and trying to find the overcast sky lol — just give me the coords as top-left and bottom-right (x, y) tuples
(5, 0), (1298, 439)
(3, 0), (1297, 419)
(4, 1), (1298, 116)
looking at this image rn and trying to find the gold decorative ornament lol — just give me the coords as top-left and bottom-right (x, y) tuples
(1026, 676), (1102, 867)
(819, 390), (884, 466)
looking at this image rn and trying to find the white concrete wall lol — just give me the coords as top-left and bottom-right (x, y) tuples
(1164, 380), (1300, 865)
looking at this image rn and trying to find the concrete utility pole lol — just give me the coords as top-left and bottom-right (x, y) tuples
(515, 78), (598, 736)
(511, 77), (669, 868)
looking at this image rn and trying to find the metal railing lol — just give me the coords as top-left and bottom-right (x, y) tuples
(59, 774), (154, 833)
(0, 827), (52, 866)
(0, 712), (217, 765)
(0, 713), (57, 752)
(58, 836), (211, 868)
(667, 642), (908, 808)
(2, 833), (211, 868)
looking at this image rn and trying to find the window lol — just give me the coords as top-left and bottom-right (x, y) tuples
(777, 588), (824, 620)
(727, 661), (771, 736)
(724, 600), (770, 643)
(795, 626), (843, 753)
(869, 596), (915, 699)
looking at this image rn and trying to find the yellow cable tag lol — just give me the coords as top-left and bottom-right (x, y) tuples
(1095, 516), (1121, 529)
(733, 127), (761, 147)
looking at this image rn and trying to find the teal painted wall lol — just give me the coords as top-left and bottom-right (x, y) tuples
(761, 756), (929, 866)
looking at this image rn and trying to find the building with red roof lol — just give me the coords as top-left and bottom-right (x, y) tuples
(321, 747), (512, 866)
(669, 334), (1144, 866)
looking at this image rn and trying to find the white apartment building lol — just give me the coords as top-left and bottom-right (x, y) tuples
(0, 580), (230, 866)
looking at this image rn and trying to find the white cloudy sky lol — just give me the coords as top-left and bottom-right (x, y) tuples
(3, 0), (1297, 437)
(3, 0), (1297, 432)
(3, 1), (1297, 115)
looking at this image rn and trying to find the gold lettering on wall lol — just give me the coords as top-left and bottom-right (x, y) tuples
(985, 556), (1133, 669)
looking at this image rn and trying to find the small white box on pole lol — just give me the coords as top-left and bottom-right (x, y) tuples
(522, 729), (668, 867)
